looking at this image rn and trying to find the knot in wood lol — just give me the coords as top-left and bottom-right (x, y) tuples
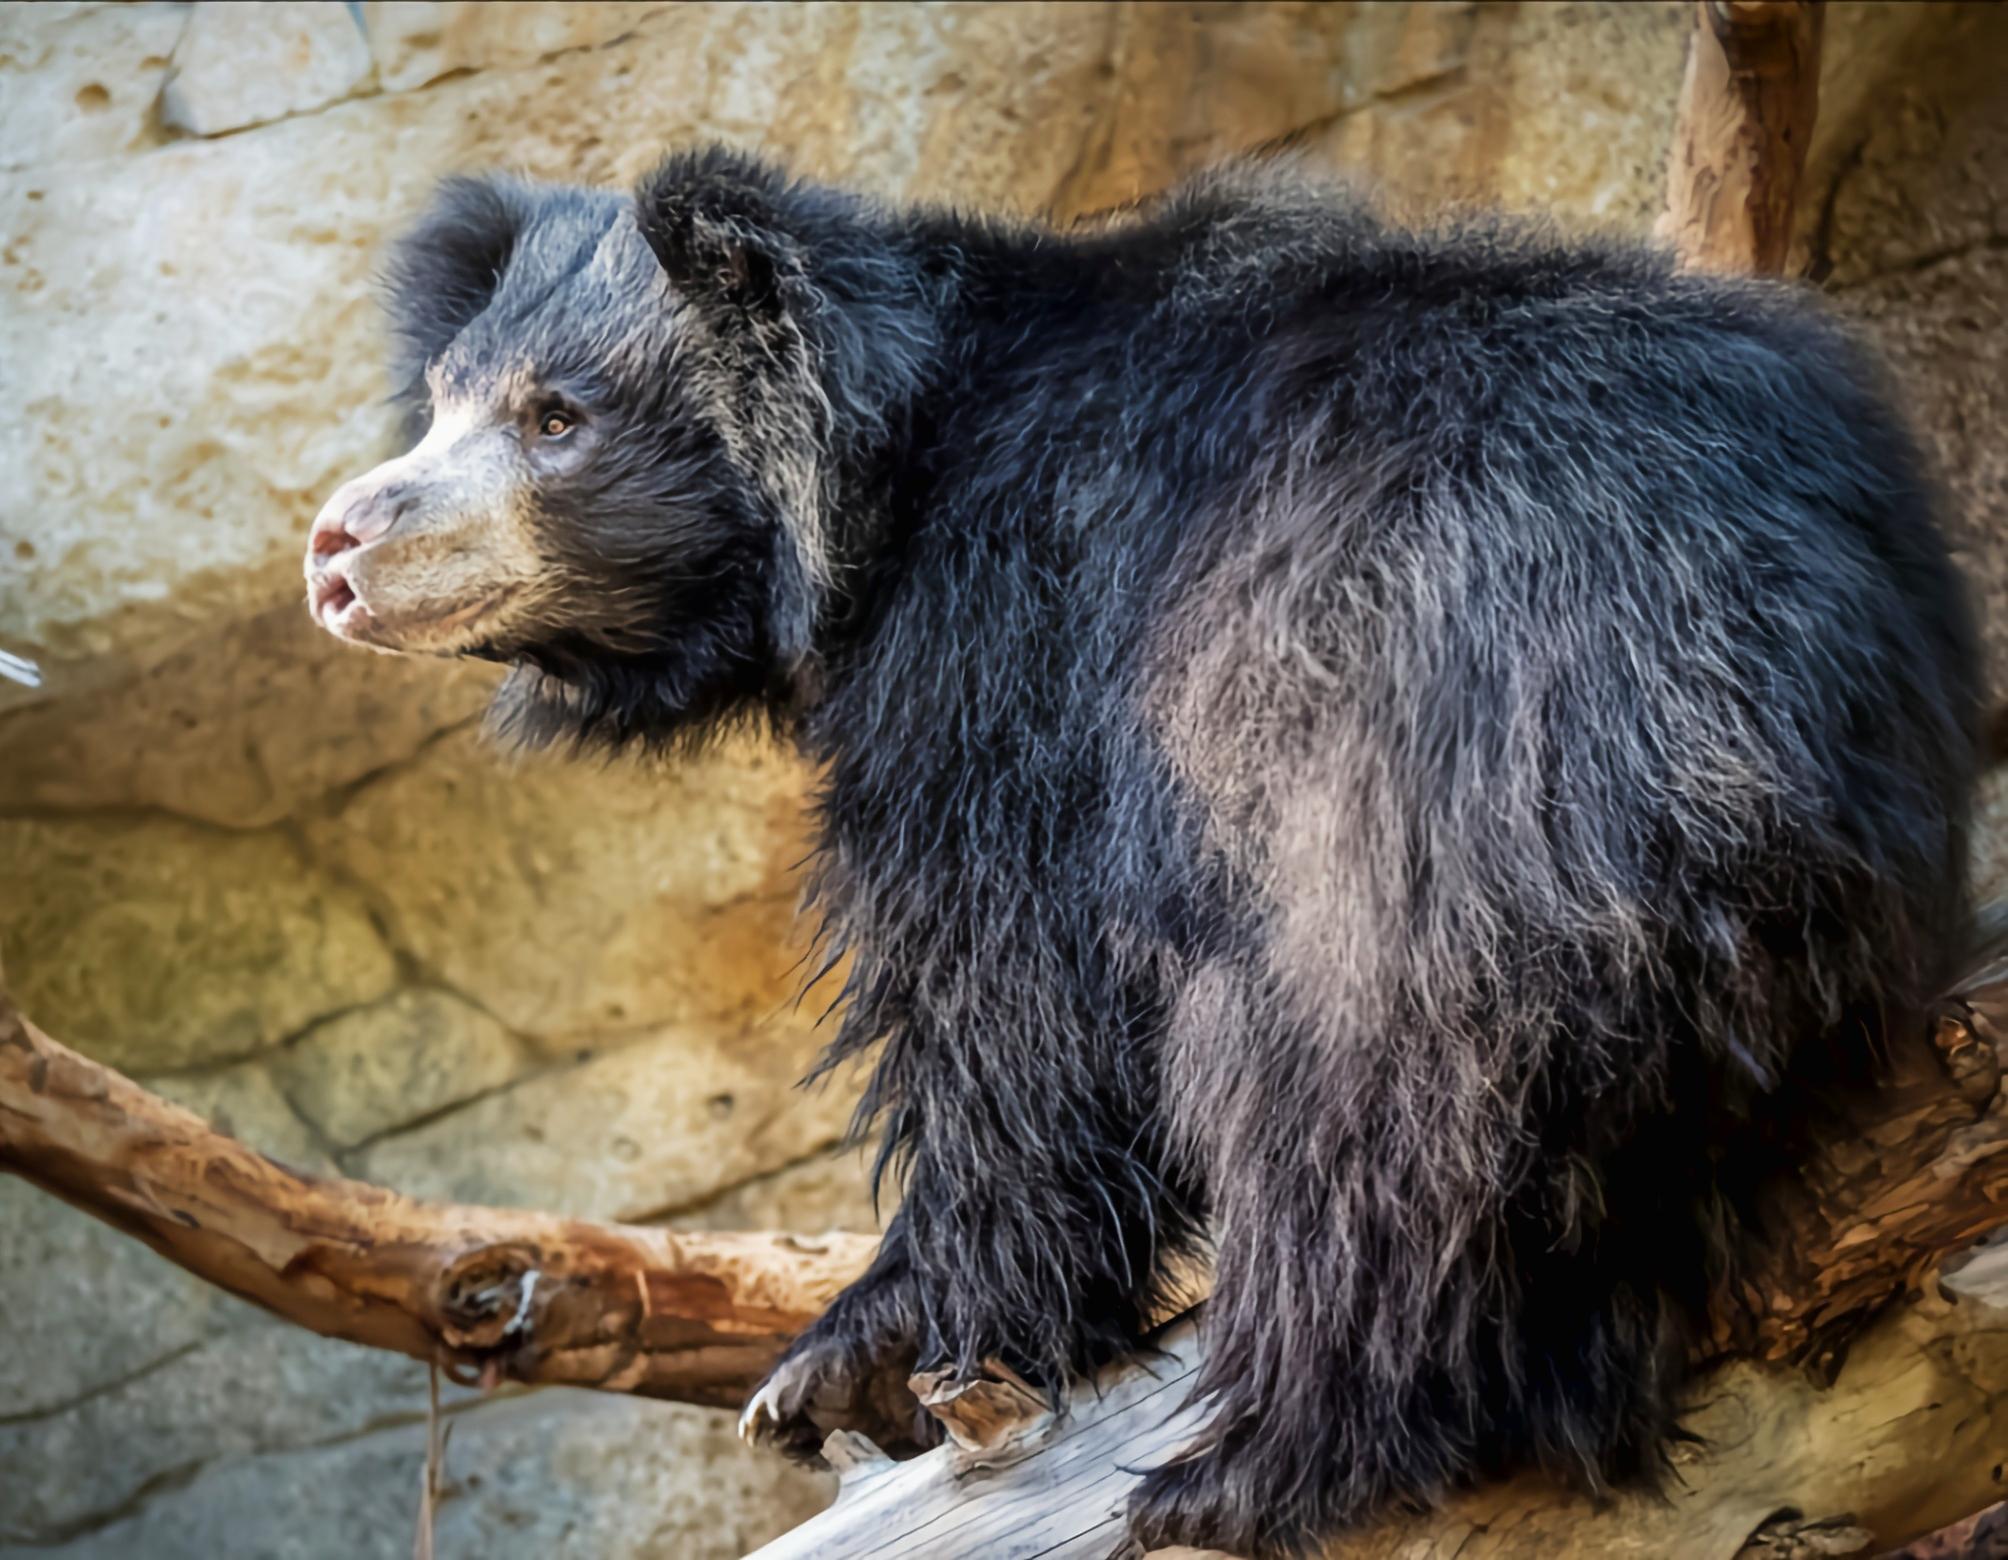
(438, 1244), (545, 1349)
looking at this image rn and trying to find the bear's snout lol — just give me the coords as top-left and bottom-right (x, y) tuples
(306, 484), (374, 636)
(305, 420), (551, 658)
(305, 471), (414, 638)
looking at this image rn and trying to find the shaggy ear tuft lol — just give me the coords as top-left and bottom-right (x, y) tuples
(633, 147), (811, 317)
(382, 175), (530, 422)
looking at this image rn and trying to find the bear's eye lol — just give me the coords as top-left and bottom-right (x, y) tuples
(536, 408), (577, 440)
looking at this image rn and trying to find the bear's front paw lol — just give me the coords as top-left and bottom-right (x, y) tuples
(739, 1331), (937, 1466)
(737, 1351), (832, 1464)
(1127, 1445), (1321, 1560)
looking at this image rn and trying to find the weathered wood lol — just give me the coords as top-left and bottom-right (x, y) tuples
(747, 1285), (2008, 1560)
(910, 1357), (1056, 1455)
(0, 973), (875, 1408)
(748, 973), (2008, 1559)
(1658, 1), (1825, 274)
(1705, 988), (2008, 1368)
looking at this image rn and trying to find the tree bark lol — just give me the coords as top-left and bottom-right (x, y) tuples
(0, 976), (875, 1409)
(1658, 1), (1825, 274)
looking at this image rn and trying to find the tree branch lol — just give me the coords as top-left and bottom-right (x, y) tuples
(0, 973), (875, 1409)
(1658, 1), (1825, 274)
(749, 1283), (2008, 1560)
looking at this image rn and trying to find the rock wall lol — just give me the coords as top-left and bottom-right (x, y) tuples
(1, 3), (2003, 1555)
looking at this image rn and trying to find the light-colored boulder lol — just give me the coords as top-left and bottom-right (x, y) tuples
(304, 727), (817, 1043)
(1808, 3), (2008, 694)
(1848, 247), (2008, 699)
(354, 1012), (860, 1220)
(271, 986), (531, 1150)
(1969, 767), (2008, 912)
(0, 1387), (832, 1560)
(0, 815), (398, 1071)
(1800, 2), (2008, 290)
(1303, 1), (1688, 229)
(160, 1), (375, 138)
(666, 1144), (885, 1236)
(0, 2), (185, 173)
(1, 122), (406, 708)
(0, 1184), (238, 1421)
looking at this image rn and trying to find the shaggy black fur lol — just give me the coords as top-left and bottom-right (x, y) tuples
(383, 148), (1981, 1556)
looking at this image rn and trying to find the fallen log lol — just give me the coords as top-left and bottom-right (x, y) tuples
(748, 1278), (2008, 1560)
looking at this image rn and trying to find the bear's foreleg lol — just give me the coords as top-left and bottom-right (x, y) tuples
(745, 1034), (1201, 1463)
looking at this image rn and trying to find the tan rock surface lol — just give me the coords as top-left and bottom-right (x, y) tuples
(1849, 247), (2008, 696)
(1969, 767), (2008, 911)
(151, 1057), (335, 1170)
(665, 1145), (885, 1235)
(0, 815), (398, 1071)
(0, 1182), (239, 1420)
(160, 1), (375, 138)
(354, 1012), (860, 1221)
(1811, 3), (2008, 692)
(1301, 2), (1688, 229)
(0, 1387), (834, 1560)
(1800, 2), (2008, 290)
(361, 0), (664, 93)
(271, 986), (531, 1150)
(0, 607), (499, 827)
(303, 726), (817, 1042)
(0, 2), (184, 173)
(0, 1308), (476, 1542)
(1, 119), (408, 704)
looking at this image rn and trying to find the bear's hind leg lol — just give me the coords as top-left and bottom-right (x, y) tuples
(1125, 1182), (1469, 1558)
(1127, 1134), (1688, 1557)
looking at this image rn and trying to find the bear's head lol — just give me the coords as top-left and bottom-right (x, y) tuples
(304, 148), (938, 747)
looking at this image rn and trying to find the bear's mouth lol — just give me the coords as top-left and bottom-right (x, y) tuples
(311, 571), (360, 628)
(310, 573), (520, 654)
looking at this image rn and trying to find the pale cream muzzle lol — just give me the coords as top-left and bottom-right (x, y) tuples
(303, 408), (540, 654)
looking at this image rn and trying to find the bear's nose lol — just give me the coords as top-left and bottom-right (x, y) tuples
(308, 482), (416, 565)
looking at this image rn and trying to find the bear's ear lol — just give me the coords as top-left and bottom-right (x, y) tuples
(382, 175), (530, 414)
(632, 147), (811, 319)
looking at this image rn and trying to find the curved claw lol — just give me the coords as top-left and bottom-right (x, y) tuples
(739, 1373), (787, 1447)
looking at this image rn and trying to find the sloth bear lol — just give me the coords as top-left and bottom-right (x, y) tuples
(305, 148), (1980, 1556)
